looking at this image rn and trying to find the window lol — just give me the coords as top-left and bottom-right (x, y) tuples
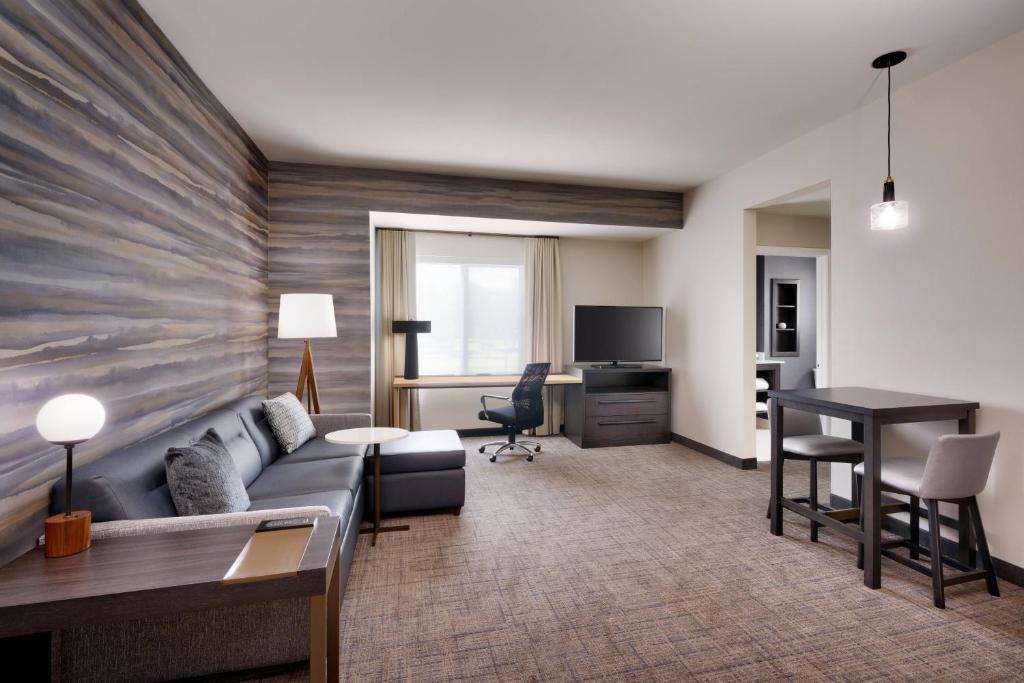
(415, 232), (525, 375)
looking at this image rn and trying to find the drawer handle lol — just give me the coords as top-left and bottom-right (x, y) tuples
(597, 399), (657, 404)
(597, 419), (658, 426)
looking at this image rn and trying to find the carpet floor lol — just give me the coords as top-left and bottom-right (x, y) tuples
(242, 437), (1024, 682)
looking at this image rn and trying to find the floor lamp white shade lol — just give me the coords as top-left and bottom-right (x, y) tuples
(36, 394), (105, 445)
(278, 293), (337, 339)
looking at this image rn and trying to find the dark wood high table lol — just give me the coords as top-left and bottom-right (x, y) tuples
(0, 517), (341, 682)
(767, 387), (979, 589)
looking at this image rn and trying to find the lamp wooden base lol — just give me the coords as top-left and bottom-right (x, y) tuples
(45, 511), (91, 558)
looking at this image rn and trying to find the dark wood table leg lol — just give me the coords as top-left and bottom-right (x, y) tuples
(310, 584), (327, 682)
(326, 536), (340, 683)
(769, 399), (784, 535)
(310, 526), (340, 683)
(958, 409), (977, 566)
(373, 442), (381, 546)
(862, 416), (882, 589)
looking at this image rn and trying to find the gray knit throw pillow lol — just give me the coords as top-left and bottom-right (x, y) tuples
(165, 429), (250, 516)
(262, 393), (316, 454)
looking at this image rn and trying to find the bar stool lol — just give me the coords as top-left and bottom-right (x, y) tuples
(766, 402), (865, 542)
(854, 432), (1000, 608)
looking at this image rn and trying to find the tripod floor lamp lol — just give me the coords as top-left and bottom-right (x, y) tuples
(278, 293), (337, 414)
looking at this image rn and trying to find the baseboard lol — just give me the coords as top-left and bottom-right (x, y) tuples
(829, 494), (1024, 587)
(671, 432), (757, 470)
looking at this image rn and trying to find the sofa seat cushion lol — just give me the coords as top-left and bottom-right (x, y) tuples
(246, 457), (364, 500)
(276, 438), (367, 464)
(247, 490), (353, 520)
(371, 430), (466, 474)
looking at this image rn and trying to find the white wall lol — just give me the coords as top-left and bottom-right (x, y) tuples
(644, 31), (1024, 566)
(418, 236), (646, 430)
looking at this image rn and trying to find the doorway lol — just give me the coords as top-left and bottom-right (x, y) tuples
(749, 184), (831, 461)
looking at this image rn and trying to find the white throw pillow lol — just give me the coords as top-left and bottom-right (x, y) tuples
(262, 393), (316, 454)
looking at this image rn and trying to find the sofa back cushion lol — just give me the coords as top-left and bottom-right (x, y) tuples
(52, 406), (263, 522)
(228, 395), (282, 467)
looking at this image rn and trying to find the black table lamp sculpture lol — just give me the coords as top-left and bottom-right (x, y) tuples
(392, 320), (431, 379)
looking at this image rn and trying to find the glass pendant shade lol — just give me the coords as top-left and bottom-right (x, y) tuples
(870, 200), (909, 230)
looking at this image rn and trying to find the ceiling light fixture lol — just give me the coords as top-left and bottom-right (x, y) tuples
(870, 50), (909, 231)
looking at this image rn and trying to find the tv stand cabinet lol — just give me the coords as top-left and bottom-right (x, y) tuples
(563, 365), (671, 448)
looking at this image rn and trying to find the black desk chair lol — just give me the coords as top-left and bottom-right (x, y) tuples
(477, 362), (550, 462)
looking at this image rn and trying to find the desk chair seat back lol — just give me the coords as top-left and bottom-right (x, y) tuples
(512, 362), (551, 429)
(920, 432), (999, 500)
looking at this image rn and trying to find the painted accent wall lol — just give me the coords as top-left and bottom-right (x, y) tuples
(0, 0), (269, 562)
(268, 162), (682, 415)
(644, 30), (1024, 566)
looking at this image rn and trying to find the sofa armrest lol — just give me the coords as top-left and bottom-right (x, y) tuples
(310, 412), (372, 436)
(38, 506), (333, 545)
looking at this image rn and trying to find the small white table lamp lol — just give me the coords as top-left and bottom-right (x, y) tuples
(278, 293), (337, 413)
(36, 393), (105, 557)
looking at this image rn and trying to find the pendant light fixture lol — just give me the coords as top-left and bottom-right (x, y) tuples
(870, 50), (909, 231)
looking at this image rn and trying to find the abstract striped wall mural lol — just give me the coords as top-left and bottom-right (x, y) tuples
(0, 0), (269, 561)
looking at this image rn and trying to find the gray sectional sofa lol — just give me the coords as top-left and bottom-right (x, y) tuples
(47, 395), (466, 682)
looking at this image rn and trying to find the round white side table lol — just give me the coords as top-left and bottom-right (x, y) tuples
(325, 427), (408, 546)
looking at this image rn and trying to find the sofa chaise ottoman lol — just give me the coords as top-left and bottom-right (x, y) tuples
(371, 429), (466, 517)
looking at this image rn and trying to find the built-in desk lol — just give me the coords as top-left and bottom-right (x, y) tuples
(391, 373), (582, 430)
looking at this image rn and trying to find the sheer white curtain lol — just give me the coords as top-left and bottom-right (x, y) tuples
(525, 237), (563, 435)
(374, 229), (418, 428)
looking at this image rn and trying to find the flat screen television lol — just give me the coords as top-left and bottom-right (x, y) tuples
(572, 305), (663, 367)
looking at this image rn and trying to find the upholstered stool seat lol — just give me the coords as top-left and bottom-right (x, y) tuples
(853, 457), (924, 496)
(784, 435), (866, 459)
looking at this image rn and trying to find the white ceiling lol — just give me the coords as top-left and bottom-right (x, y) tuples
(142, 0), (1024, 191)
(370, 212), (675, 241)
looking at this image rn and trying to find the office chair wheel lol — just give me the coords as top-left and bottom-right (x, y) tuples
(534, 445), (541, 452)
(478, 446), (485, 453)
(527, 454), (534, 462)
(489, 455), (496, 462)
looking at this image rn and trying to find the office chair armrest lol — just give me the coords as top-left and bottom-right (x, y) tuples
(480, 394), (512, 421)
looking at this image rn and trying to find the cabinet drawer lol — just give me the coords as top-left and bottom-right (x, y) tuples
(586, 392), (668, 417)
(584, 414), (669, 447)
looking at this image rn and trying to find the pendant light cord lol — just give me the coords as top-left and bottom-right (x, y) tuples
(887, 65), (892, 178)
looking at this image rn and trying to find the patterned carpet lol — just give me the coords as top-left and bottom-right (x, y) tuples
(244, 437), (1024, 682)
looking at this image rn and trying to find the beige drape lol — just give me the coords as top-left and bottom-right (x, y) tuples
(374, 229), (419, 428)
(525, 237), (563, 435)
